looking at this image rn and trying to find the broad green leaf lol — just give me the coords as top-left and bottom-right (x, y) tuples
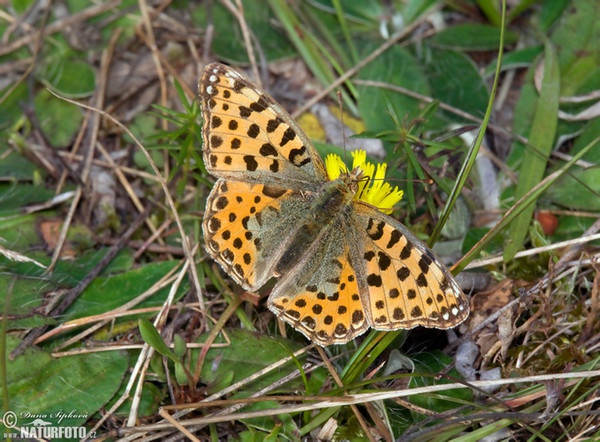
(39, 60), (96, 98)
(423, 49), (489, 122)
(0, 83), (28, 128)
(2, 336), (128, 432)
(173, 334), (187, 358)
(484, 45), (543, 77)
(401, 0), (438, 24)
(0, 248), (137, 330)
(138, 319), (178, 361)
(11, 0), (37, 14)
(191, 329), (304, 437)
(106, 381), (162, 418)
(429, 23), (517, 51)
(0, 150), (40, 180)
(357, 45), (429, 135)
(538, 0), (571, 31)
(63, 260), (183, 321)
(0, 275), (60, 329)
(196, 328), (303, 393)
(192, 0), (296, 63)
(546, 168), (600, 211)
(550, 0), (600, 77)
(34, 89), (83, 147)
(570, 118), (600, 163)
(0, 183), (58, 216)
(0, 213), (44, 256)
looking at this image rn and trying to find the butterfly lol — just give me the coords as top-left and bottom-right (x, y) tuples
(200, 63), (469, 346)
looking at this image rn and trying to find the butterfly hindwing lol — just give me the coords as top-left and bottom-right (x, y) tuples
(351, 203), (469, 330)
(268, 222), (369, 346)
(203, 179), (314, 291)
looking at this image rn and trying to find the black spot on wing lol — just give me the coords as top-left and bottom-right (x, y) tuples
(243, 156), (258, 171)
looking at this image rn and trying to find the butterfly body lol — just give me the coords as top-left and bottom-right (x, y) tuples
(200, 63), (469, 346)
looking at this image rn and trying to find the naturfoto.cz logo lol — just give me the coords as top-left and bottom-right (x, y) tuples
(2, 410), (93, 440)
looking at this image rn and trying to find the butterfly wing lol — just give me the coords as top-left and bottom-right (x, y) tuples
(350, 202), (469, 330)
(200, 63), (328, 190)
(203, 179), (316, 291)
(267, 221), (370, 346)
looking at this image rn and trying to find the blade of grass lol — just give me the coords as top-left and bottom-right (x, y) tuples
(267, 0), (357, 114)
(269, 0), (363, 115)
(340, 330), (398, 383)
(476, 0), (501, 26)
(1, 280), (11, 411)
(303, 6), (353, 69)
(503, 39), (560, 261)
(453, 136), (599, 274)
(429, 0), (507, 247)
(331, 0), (359, 64)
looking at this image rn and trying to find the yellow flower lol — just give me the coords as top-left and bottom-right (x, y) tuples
(325, 150), (403, 214)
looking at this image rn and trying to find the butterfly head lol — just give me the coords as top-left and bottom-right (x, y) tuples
(325, 150), (404, 214)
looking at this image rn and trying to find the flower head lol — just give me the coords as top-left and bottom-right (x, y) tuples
(325, 150), (403, 214)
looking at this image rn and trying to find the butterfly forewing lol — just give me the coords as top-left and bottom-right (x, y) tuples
(200, 63), (327, 190)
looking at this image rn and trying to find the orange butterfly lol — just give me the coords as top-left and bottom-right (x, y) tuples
(200, 63), (469, 346)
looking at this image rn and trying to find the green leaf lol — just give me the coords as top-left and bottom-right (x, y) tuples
(423, 49), (489, 122)
(546, 168), (600, 211)
(39, 60), (96, 98)
(484, 45), (543, 77)
(538, 0), (571, 31)
(570, 118), (600, 163)
(173, 334), (187, 358)
(11, 0), (36, 14)
(192, 0), (296, 63)
(3, 336), (128, 430)
(34, 89), (83, 147)
(196, 328), (303, 393)
(192, 329), (303, 437)
(63, 260), (183, 321)
(0, 83), (28, 128)
(0, 150), (40, 180)
(429, 23), (517, 51)
(504, 41), (560, 261)
(106, 380), (162, 418)
(138, 319), (178, 361)
(205, 369), (235, 395)
(456, 136), (598, 273)
(357, 45), (430, 135)
(0, 183), (64, 217)
(550, 0), (600, 77)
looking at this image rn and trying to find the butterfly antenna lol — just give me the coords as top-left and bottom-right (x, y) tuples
(357, 174), (371, 200)
(337, 91), (371, 196)
(336, 90), (349, 166)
